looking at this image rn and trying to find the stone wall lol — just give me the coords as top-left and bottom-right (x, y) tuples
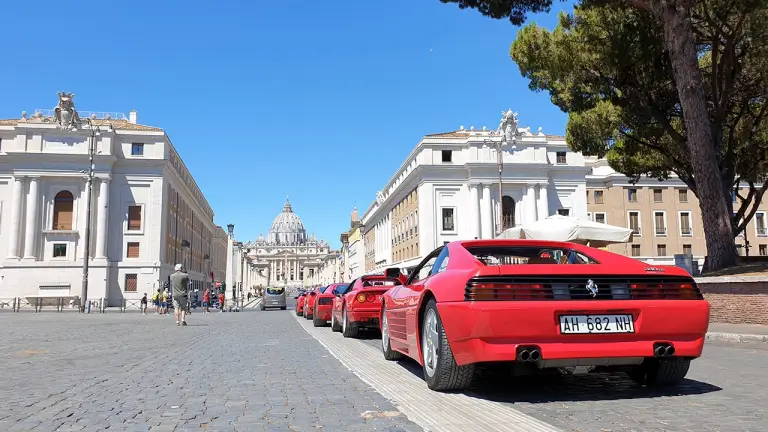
(696, 276), (768, 325)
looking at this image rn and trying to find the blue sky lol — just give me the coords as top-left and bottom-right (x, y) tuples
(0, 0), (573, 249)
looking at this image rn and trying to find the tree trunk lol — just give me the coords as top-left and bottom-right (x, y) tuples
(653, 2), (738, 271)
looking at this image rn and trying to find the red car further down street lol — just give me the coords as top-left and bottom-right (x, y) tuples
(380, 239), (710, 392)
(303, 285), (326, 320)
(331, 274), (400, 338)
(312, 283), (348, 327)
(295, 291), (308, 316)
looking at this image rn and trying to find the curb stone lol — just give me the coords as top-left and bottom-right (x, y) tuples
(706, 332), (768, 344)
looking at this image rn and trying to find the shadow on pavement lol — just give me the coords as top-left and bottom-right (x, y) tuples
(389, 355), (721, 403)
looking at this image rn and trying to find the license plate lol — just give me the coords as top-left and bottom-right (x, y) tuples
(559, 314), (635, 334)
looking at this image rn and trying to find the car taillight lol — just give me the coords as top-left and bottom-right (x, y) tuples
(366, 293), (375, 302)
(467, 283), (547, 301)
(356, 293), (367, 303)
(629, 282), (701, 299)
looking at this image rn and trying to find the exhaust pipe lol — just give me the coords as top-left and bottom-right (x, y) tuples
(517, 350), (531, 362)
(666, 345), (675, 356)
(654, 345), (668, 357)
(529, 349), (541, 361)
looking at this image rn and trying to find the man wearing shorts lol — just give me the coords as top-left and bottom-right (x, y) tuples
(171, 264), (190, 326)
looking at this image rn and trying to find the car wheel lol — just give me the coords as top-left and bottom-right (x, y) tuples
(260, 303), (265, 311)
(421, 299), (475, 391)
(331, 311), (342, 332)
(341, 304), (359, 338)
(628, 358), (691, 386)
(381, 303), (404, 361)
(296, 307), (302, 316)
(281, 306), (287, 310)
(313, 311), (325, 327)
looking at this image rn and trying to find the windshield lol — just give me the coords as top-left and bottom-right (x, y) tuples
(466, 246), (598, 265)
(318, 286), (329, 294)
(332, 284), (350, 295)
(266, 287), (285, 295)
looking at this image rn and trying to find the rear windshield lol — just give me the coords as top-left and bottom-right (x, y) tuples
(267, 287), (285, 295)
(466, 246), (598, 265)
(361, 278), (401, 287)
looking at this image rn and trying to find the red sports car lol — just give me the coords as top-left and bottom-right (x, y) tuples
(295, 291), (308, 316)
(312, 283), (348, 327)
(303, 285), (326, 320)
(380, 239), (710, 392)
(331, 274), (400, 337)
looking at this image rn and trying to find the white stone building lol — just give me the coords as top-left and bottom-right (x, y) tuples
(0, 98), (220, 305)
(305, 253), (341, 286)
(244, 199), (335, 287)
(361, 112), (590, 269)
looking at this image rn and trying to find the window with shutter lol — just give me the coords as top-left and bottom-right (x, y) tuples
(53, 191), (74, 230)
(128, 205), (142, 231)
(124, 274), (138, 292)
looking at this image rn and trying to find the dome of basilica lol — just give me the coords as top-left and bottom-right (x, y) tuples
(267, 198), (307, 245)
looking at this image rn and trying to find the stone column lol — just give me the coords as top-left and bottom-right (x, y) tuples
(23, 177), (40, 259)
(7, 176), (25, 259)
(480, 184), (493, 239)
(95, 179), (110, 259)
(527, 184), (537, 224)
(470, 184), (480, 239)
(538, 185), (549, 220)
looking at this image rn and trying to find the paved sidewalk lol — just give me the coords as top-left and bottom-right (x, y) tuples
(707, 322), (768, 344)
(0, 310), (421, 431)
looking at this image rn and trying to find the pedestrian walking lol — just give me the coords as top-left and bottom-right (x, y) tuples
(202, 289), (210, 313)
(171, 263), (190, 326)
(160, 289), (168, 314)
(218, 291), (225, 313)
(140, 293), (148, 315)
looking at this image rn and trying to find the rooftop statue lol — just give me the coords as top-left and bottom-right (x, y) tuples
(54, 91), (81, 130)
(497, 109), (519, 144)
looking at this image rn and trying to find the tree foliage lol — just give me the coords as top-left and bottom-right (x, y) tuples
(508, 2), (768, 237)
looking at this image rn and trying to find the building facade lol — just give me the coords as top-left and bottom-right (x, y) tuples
(0, 97), (218, 304)
(361, 113), (590, 269)
(244, 199), (333, 287)
(587, 159), (768, 265)
(346, 208), (364, 281)
(212, 225), (228, 284)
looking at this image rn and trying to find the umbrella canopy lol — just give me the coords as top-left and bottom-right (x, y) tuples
(496, 214), (633, 247)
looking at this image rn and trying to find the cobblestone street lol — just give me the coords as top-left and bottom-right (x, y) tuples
(0, 309), (421, 432)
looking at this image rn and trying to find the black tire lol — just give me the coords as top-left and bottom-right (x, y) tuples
(313, 311), (325, 327)
(381, 303), (404, 361)
(420, 299), (475, 391)
(296, 308), (302, 316)
(331, 310), (342, 332)
(341, 304), (360, 338)
(281, 306), (287, 310)
(260, 303), (265, 311)
(628, 358), (691, 386)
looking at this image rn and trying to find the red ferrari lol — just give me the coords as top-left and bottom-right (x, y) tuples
(311, 283), (348, 327)
(294, 291), (309, 316)
(380, 239), (710, 392)
(303, 285), (326, 320)
(331, 274), (400, 337)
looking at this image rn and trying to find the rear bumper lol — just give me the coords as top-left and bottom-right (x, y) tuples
(315, 304), (332, 320)
(437, 300), (710, 366)
(349, 305), (382, 326)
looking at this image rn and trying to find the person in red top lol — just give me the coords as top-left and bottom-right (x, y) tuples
(202, 289), (211, 313)
(218, 292), (225, 312)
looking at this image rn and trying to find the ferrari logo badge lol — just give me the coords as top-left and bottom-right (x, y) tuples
(586, 279), (598, 298)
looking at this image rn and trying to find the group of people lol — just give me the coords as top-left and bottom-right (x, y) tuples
(136, 264), (228, 325)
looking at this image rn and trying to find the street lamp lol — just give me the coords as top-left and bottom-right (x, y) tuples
(485, 126), (518, 237)
(227, 223), (234, 236)
(79, 118), (109, 313)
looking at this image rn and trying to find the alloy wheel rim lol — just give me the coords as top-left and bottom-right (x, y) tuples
(422, 309), (439, 378)
(382, 310), (390, 351)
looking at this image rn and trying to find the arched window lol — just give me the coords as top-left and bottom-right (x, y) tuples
(502, 196), (515, 230)
(53, 191), (74, 230)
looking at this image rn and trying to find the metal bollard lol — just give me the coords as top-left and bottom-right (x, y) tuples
(100, 298), (105, 313)
(86, 299), (92, 314)
(12, 297), (17, 313)
(122, 299), (126, 313)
